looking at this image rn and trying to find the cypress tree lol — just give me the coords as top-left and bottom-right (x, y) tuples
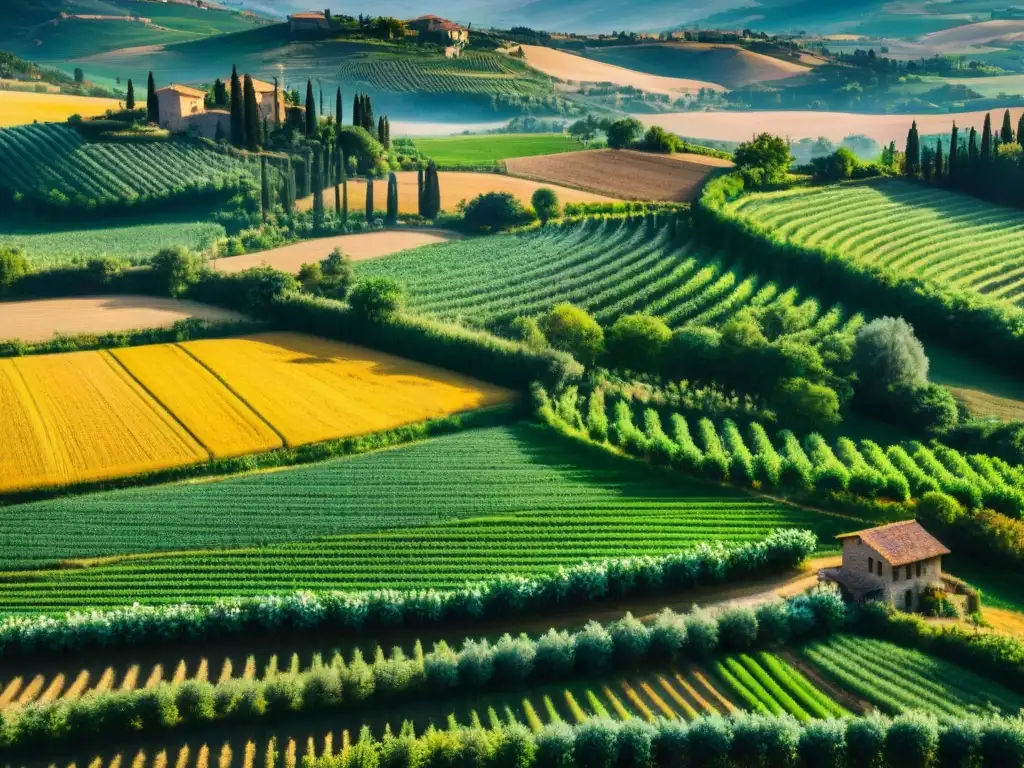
(904, 121), (920, 176)
(353, 93), (361, 127)
(229, 66), (244, 147)
(126, 79), (135, 111)
(981, 113), (993, 160)
(341, 161), (349, 225)
(334, 147), (342, 215)
(968, 127), (979, 168)
(273, 77), (281, 125)
(384, 117), (391, 149)
(366, 175), (375, 223)
(378, 116), (385, 145)
(1001, 109), (1015, 145)
(417, 166), (425, 216)
(305, 80), (316, 138)
(1018, 112), (1024, 145)
(319, 87), (324, 121)
(423, 161), (440, 219)
(312, 143), (325, 231)
(336, 87), (343, 127)
(386, 172), (398, 224)
(146, 71), (158, 123)
(260, 156), (269, 222)
(934, 138), (945, 179)
(363, 95), (374, 133)
(243, 75), (260, 150)
(948, 123), (959, 183)
(214, 78), (227, 107)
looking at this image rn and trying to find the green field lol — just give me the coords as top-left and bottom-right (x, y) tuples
(803, 635), (1024, 719)
(0, 124), (258, 207)
(721, 179), (1024, 306)
(357, 218), (863, 340)
(0, 424), (848, 612)
(0, 218), (224, 266)
(415, 133), (585, 167)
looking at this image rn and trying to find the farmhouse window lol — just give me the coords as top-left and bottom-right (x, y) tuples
(893, 567), (899, 582)
(905, 565), (912, 579)
(916, 562), (922, 577)
(869, 557), (874, 572)
(877, 561), (883, 576)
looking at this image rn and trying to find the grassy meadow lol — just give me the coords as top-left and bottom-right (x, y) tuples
(414, 133), (586, 167)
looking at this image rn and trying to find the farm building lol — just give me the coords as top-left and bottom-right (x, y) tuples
(288, 11), (329, 32)
(406, 15), (469, 45)
(820, 520), (950, 612)
(154, 77), (283, 138)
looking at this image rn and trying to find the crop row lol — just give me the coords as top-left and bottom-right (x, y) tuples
(336, 53), (548, 97)
(802, 635), (1024, 719)
(0, 123), (257, 204)
(552, 390), (1024, 516)
(355, 219), (861, 341)
(723, 180), (1024, 305)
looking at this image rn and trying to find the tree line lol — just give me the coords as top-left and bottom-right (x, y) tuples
(898, 110), (1024, 208)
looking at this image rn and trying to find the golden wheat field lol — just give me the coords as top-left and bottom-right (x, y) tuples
(183, 333), (515, 447)
(0, 352), (208, 493)
(0, 90), (123, 127)
(111, 344), (284, 459)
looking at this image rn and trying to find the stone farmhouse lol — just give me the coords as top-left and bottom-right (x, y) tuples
(154, 78), (285, 138)
(406, 15), (469, 56)
(820, 520), (950, 612)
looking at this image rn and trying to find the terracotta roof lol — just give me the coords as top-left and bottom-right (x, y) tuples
(249, 78), (276, 93)
(408, 14), (465, 31)
(289, 11), (325, 20)
(155, 84), (206, 98)
(837, 520), (950, 567)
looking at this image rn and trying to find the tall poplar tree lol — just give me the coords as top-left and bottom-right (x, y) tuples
(341, 159), (349, 224)
(273, 77), (281, 125)
(353, 93), (361, 127)
(378, 116), (385, 145)
(365, 176), (375, 222)
(968, 127), (979, 167)
(229, 66), (244, 147)
(1001, 109), (1015, 145)
(312, 143), (325, 231)
(384, 117), (391, 149)
(305, 80), (316, 138)
(336, 87), (343, 127)
(934, 138), (944, 179)
(146, 71), (158, 123)
(243, 75), (260, 150)
(423, 161), (441, 219)
(417, 166), (425, 216)
(260, 156), (269, 222)
(1018, 112), (1024, 145)
(334, 145), (342, 215)
(126, 79), (135, 111)
(904, 121), (920, 176)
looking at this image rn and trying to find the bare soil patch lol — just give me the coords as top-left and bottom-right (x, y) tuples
(641, 107), (1024, 145)
(510, 44), (726, 95)
(213, 229), (462, 275)
(0, 296), (245, 343)
(296, 172), (617, 216)
(506, 149), (732, 202)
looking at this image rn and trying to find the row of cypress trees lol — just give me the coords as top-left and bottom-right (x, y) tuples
(352, 93), (375, 133)
(901, 110), (1024, 207)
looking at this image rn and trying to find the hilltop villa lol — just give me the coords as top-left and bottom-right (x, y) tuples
(819, 520), (950, 612)
(288, 11), (329, 32)
(154, 77), (285, 138)
(406, 15), (469, 56)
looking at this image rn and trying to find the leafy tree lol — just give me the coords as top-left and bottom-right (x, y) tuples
(810, 147), (858, 181)
(917, 491), (962, 526)
(213, 78), (227, 107)
(508, 316), (547, 351)
(125, 79), (135, 111)
(605, 118), (643, 149)
(0, 246), (29, 294)
(733, 133), (792, 186)
(304, 79), (316, 137)
(604, 314), (671, 372)
(774, 377), (841, 429)
(903, 383), (958, 434)
(854, 316), (929, 394)
(530, 187), (560, 225)
(462, 192), (530, 232)
(74, 67), (84, 83)
(349, 277), (404, 321)
(146, 71), (158, 124)
(641, 125), (681, 153)
(243, 75), (260, 150)
(297, 262), (324, 294)
(229, 66), (243, 147)
(151, 246), (203, 298)
(539, 304), (603, 366)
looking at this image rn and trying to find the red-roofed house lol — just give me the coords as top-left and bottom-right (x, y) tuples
(821, 520), (951, 611)
(289, 11), (328, 32)
(154, 84), (214, 133)
(406, 15), (469, 45)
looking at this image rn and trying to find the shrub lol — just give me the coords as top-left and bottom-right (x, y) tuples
(754, 601), (792, 647)
(608, 612), (651, 666)
(341, 649), (376, 701)
(349, 277), (405, 321)
(0, 246), (30, 295)
(303, 667), (343, 709)
(846, 714), (888, 768)
(854, 317), (929, 394)
(532, 188), (561, 225)
(799, 718), (847, 768)
(540, 304), (603, 367)
(574, 620), (615, 675)
(604, 314), (672, 373)
(534, 629), (576, 678)
(462, 192), (533, 232)
(492, 633), (537, 684)
(606, 118), (643, 149)
(648, 608), (688, 663)
(174, 679), (215, 722)
(885, 712), (939, 768)
(616, 720), (654, 768)
(573, 720), (619, 768)
(917, 491), (963, 526)
(424, 641), (461, 691)
(684, 608), (720, 657)
(717, 606), (759, 651)
(494, 721), (537, 768)
(151, 245), (203, 297)
(733, 133), (793, 186)
(458, 639), (495, 687)
(978, 717), (1024, 767)
(263, 674), (303, 713)
(508, 316), (548, 351)
(687, 716), (733, 768)
(937, 719), (980, 768)
(535, 721), (576, 768)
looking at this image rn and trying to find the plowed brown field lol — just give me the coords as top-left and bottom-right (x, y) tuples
(505, 149), (732, 201)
